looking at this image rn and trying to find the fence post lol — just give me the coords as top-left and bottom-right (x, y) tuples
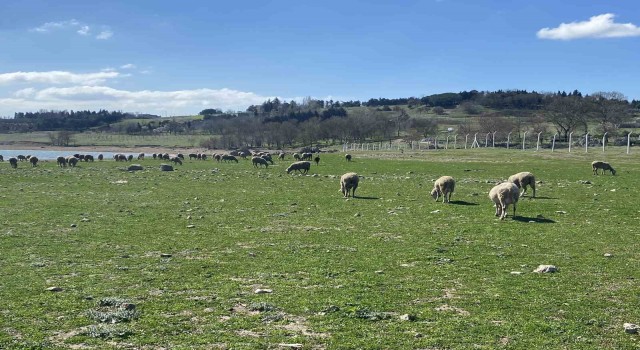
(446, 136), (449, 149)
(465, 134), (469, 149)
(454, 135), (458, 149)
(602, 132), (607, 153)
(585, 133), (589, 153)
(627, 132), (633, 154)
(507, 132), (512, 149)
(492, 131), (497, 148)
(536, 132), (542, 151)
(485, 133), (490, 147)
(552, 134), (557, 152)
(569, 132), (573, 152)
(522, 131), (528, 150)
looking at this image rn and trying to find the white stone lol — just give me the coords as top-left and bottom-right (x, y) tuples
(534, 265), (557, 273)
(624, 323), (638, 334)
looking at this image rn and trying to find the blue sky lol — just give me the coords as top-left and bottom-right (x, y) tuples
(1, 0), (639, 117)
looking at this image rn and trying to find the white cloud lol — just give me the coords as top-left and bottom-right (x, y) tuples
(77, 25), (91, 36)
(96, 30), (113, 40)
(120, 64), (136, 69)
(30, 19), (113, 40)
(537, 13), (640, 40)
(0, 86), (274, 116)
(0, 71), (121, 85)
(31, 19), (80, 33)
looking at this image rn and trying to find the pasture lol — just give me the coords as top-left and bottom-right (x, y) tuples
(1, 149), (639, 349)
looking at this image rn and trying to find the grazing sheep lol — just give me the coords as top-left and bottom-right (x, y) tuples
(152, 153), (157, 160)
(9, 157), (18, 168)
(252, 156), (269, 168)
(138, 153), (145, 160)
(57, 156), (67, 167)
(592, 161), (616, 175)
(221, 155), (238, 163)
(214, 154), (221, 162)
(278, 152), (285, 160)
(66, 156), (79, 167)
(239, 151), (249, 159)
(261, 154), (274, 164)
(127, 155), (133, 162)
(489, 182), (520, 220)
(201, 154), (207, 160)
(29, 156), (39, 167)
(286, 161), (311, 174)
(98, 154), (104, 161)
(0, 155), (3, 161)
(340, 172), (359, 198)
(293, 153), (301, 161)
(162, 153), (170, 160)
(171, 156), (183, 165)
(17, 155), (26, 161)
(345, 154), (352, 162)
(85, 155), (94, 162)
(177, 153), (185, 160)
(430, 176), (455, 203)
(508, 172), (536, 198)
(301, 152), (313, 161)
(314, 156), (320, 166)
(189, 153), (198, 160)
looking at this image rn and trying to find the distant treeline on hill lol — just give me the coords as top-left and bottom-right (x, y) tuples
(1, 89), (639, 136)
(245, 89), (640, 120)
(2, 110), (160, 132)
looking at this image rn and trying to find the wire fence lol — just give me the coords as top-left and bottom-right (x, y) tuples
(342, 132), (639, 154)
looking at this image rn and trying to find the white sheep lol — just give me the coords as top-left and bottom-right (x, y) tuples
(431, 176), (455, 203)
(252, 156), (269, 168)
(66, 156), (79, 167)
(508, 172), (536, 198)
(340, 172), (359, 198)
(592, 161), (616, 175)
(286, 161), (311, 174)
(489, 182), (520, 220)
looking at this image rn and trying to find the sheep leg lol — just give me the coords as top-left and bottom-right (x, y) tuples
(531, 183), (536, 198)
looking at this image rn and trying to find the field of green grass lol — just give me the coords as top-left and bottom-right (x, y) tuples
(1, 149), (639, 349)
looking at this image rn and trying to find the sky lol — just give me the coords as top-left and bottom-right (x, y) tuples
(0, 0), (639, 117)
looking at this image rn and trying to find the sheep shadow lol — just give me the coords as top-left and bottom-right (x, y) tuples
(511, 216), (556, 223)
(352, 196), (380, 200)
(524, 196), (557, 200)
(449, 200), (478, 206)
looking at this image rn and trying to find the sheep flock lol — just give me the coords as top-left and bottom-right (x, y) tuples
(1, 149), (619, 221)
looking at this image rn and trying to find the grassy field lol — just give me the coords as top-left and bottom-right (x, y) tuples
(1, 149), (639, 349)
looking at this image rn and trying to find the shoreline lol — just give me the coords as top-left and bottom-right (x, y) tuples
(0, 142), (221, 154)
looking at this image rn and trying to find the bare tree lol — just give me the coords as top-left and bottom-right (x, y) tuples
(588, 91), (631, 137)
(545, 96), (589, 141)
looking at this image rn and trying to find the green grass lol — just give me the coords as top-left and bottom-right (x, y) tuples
(1, 149), (639, 349)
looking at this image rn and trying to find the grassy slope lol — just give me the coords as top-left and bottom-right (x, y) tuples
(0, 149), (639, 349)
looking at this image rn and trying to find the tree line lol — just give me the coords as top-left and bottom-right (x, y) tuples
(1, 90), (638, 149)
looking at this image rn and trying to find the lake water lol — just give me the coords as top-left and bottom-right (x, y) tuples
(0, 149), (135, 160)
